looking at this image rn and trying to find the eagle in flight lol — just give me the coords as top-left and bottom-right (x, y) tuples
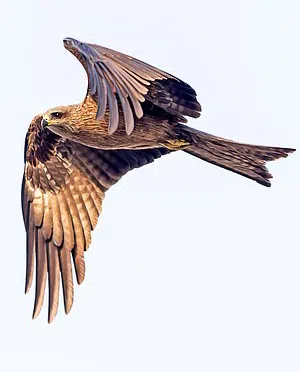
(22, 37), (295, 323)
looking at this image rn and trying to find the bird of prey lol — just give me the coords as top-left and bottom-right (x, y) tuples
(22, 37), (295, 323)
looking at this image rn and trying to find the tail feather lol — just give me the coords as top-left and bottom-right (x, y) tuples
(181, 126), (295, 187)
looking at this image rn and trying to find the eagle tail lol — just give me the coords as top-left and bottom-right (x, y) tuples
(180, 125), (295, 187)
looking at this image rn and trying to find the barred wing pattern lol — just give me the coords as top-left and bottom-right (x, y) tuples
(63, 38), (201, 134)
(22, 117), (170, 322)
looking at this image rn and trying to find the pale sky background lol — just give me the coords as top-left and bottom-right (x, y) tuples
(0, 0), (299, 371)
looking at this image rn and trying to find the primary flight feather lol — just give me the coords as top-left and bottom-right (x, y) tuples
(22, 37), (295, 323)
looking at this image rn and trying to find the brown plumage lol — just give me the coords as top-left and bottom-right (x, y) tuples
(22, 37), (295, 323)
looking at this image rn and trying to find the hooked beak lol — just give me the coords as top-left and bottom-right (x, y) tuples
(41, 118), (48, 129)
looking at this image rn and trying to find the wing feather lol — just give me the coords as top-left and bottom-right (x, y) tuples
(47, 241), (60, 323)
(72, 249), (86, 285)
(78, 180), (100, 231)
(32, 189), (44, 227)
(94, 63), (108, 120)
(25, 215), (35, 294)
(32, 228), (47, 319)
(59, 247), (74, 314)
(64, 187), (85, 253)
(101, 66), (119, 134)
(52, 196), (63, 247)
(42, 194), (53, 240)
(69, 177), (92, 249)
(57, 192), (75, 250)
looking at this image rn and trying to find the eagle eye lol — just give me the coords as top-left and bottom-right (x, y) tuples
(51, 112), (63, 119)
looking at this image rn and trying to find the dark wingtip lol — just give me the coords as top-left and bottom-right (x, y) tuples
(286, 148), (296, 154)
(257, 179), (272, 187)
(25, 276), (31, 294)
(63, 37), (80, 50)
(63, 37), (75, 44)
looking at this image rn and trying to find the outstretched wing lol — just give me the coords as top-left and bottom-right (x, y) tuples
(23, 116), (170, 322)
(63, 37), (201, 135)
